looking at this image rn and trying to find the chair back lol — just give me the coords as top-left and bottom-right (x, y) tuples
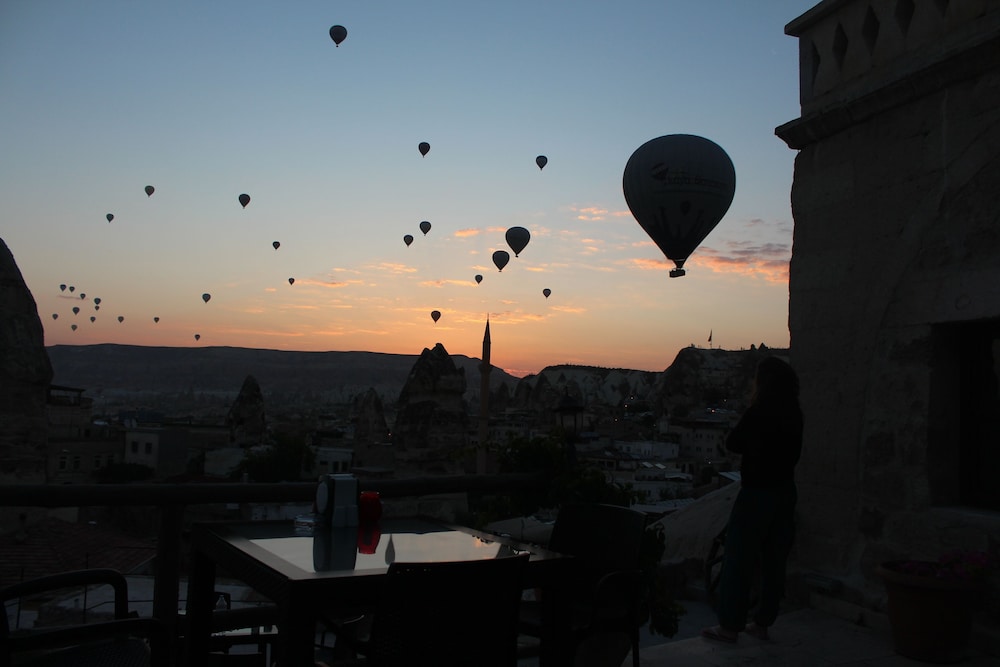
(365, 553), (529, 667)
(549, 503), (647, 576)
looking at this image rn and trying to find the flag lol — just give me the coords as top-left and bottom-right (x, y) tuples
(708, 330), (713, 343)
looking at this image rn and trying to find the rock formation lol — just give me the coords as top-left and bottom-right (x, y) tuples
(351, 387), (389, 444)
(392, 343), (469, 474)
(226, 374), (267, 447)
(0, 238), (53, 533)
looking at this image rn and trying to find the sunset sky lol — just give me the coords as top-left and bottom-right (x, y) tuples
(1, 1), (815, 377)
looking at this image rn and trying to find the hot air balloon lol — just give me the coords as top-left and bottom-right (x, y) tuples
(94, 306), (100, 311)
(106, 214), (114, 223)
(329, 25), (347, 46)
(272, 241), (280, 250)
(505, 226), (530, 257)
(403, 234), (414, 247)
(59, 284), (66, 292)
(288, 278), (295, 285)
(623, 134), (736, 278)
(202, 293), (211, 303)
(239, 193), (250, 208)
(52, 313), (58, 320)
(71, 324), (77, 331)
(536, 155), (548, 170)
(72, 307), (79, 315)
(117, 316), (124, 323)
(154, 317), (159, 323)
(419, 221), (431, 235)
(80, 293), (86, 300)
(145, 185), (155, 197)
(475, 274), (483, 284)
(194, 334), (201, 341)
(418, 142), (430, 157)
(69, 286), (75, 293)
(492, 250), (510, 272)
(431, 310), (441, 323)
(543, 288), (551, 298)
(93, 297), (101, 305)
(90, 316), (96, 323)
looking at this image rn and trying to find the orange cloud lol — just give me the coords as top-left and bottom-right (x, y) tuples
(454, 228), (480, 238)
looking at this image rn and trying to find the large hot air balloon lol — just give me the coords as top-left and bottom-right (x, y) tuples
(329, 25), (347, 46)
(239, 193), (250, 208)
(106, 214), (114, 223)
(419, 221), (431, 236)
(403, 234), (414, 247)
(272, 241), (280, 250)
(431, 310), (441, 323)
(59, 284), (66, 292)
(145, 185), (155, 197)
(202, 293), (211, 303)
(288, 278), (295, 285)
(418, 142), (430, 157)
(543, 288), (551, 298)
(536, 155), (548, 170)
(505, 226), (530, 257)
(623, 134), (736, 278)
(475, 274), (483, 284)
(492, 250), (510, 272)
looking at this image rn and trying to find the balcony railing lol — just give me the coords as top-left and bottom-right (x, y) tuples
(0, 472), (547, 650)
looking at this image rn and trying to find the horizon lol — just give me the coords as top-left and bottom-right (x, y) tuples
(2, 2), (812, 377)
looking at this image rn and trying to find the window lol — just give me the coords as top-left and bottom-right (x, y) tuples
(58, 456), (67, 471)
(131, 441), (139, 454)
(930, 318), (1000, 511)
(72, 456), (81, 470)
(145, 442), (152, 455)
(93, 455), (102, 468)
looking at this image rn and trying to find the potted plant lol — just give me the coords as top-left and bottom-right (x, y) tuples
(877, 549), (996, 663)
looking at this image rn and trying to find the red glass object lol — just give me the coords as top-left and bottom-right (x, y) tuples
(357, 523), (381, 555)
(359, 490), (382, 523)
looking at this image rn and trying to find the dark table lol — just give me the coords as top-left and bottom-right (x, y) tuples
(184, 517), (566, 666)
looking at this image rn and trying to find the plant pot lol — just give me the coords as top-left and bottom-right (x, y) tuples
(877, 561), (977, 664)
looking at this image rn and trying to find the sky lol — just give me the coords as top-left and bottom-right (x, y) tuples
(1, 1), (816, 378)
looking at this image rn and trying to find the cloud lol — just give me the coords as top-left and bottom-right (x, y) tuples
(571, 205), (609, 221)
(692, 240), (791, 282)
(454, 228), (480, 238)
(369, 262), (417, 276)
(419, 278), (473, 287)
(551, 305), (587, 314)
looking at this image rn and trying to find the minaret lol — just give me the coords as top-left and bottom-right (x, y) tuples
(477, 318), (492, 474)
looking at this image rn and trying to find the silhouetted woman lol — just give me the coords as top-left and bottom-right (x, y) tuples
(702, 356), (803, 643)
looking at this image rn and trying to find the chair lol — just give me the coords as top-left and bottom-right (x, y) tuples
(1, 568), (168, 667)
(519, 503), (648, 667)
(333, 553), (529, 667)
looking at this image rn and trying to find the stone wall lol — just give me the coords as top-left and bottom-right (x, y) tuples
(777, 0), (1000, 609)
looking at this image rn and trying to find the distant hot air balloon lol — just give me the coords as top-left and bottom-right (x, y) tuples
(418, 142), (430, 157)
(194, 334), (201, 341)
(419, 221), (431, 235)
(69, 286), (75, 293)
(431, 310), (441, 323)
(106, 214), (114, 223)
(80, 293), (86, 300)
(536, 155), (548, 170)
(403, 234), (414, 247)
(52, 313), (58, 320)
(505, 226), (530, 257)
(238, 193), (250, 208)
(543, 288), (551, 298)
(93, 297), (101, 305)
(272, 241), (280, 250)
(90, 316), (96, 323)
(492, 250), (510, 272)
(202, 293), (211, 303)
(623, 134), (736, 278)
(72, 307), (79, 315)
(288, 277), (295, 285)
(71, 324), (77, 331)
(117, 316), (124, 323)
(145, 185), (155, 197)
(475, 274), (483, 284)
(94, 306), (100, 311)
(59, 284), (66, 292)
(154, 317), (159, 323)
(329, 25), (347, 46)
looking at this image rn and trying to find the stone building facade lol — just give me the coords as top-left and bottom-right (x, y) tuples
(776, 0), (1000, 620)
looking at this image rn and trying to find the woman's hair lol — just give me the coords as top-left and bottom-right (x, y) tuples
(752, 356), (800, 406)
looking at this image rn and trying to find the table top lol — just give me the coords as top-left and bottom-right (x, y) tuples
(194, 516), (562, 584)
